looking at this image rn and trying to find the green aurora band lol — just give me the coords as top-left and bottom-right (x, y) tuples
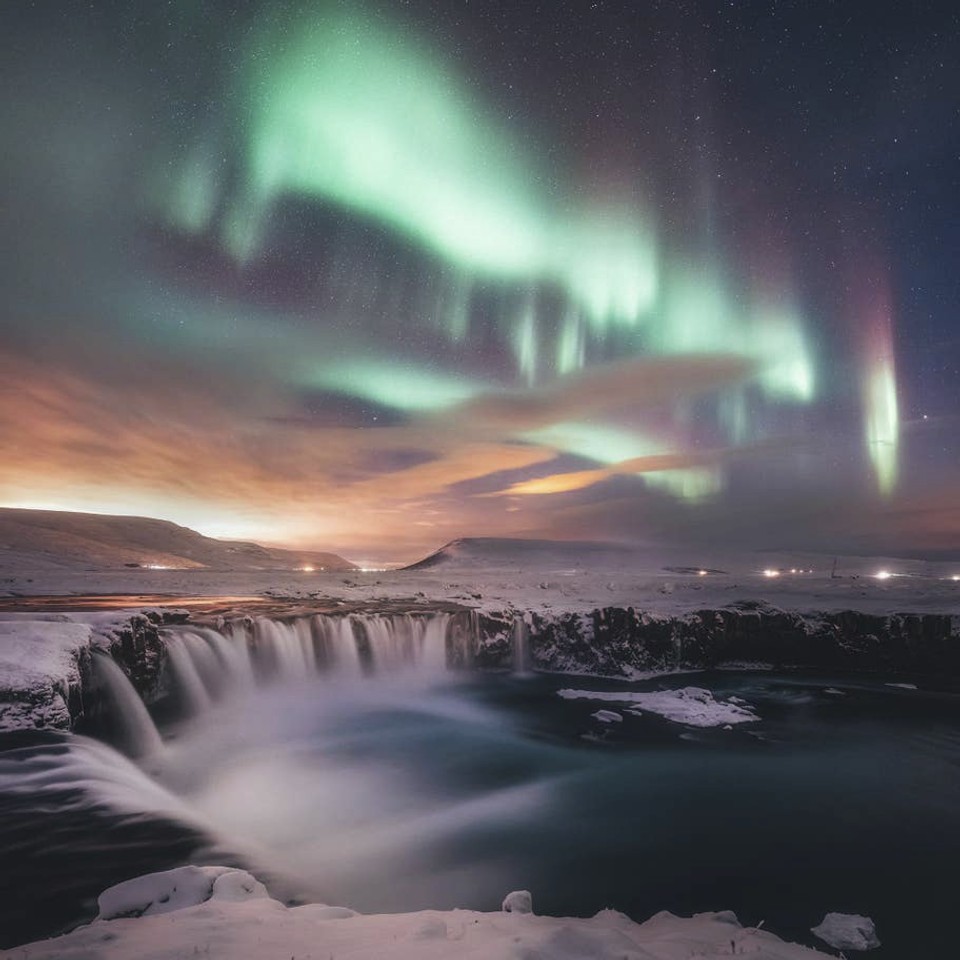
(155, 1), (898, 502)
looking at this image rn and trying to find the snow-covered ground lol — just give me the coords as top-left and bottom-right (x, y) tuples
(0, 555), (960, 615)
(9, 865), (834, 959)
(0, 612), (158, 732)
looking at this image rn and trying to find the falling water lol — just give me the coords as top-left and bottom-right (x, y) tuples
(153, 613), (455, 720)
(164, 634), (213, 716)
(512, 616), (532, 676)
(91, 655), (164, 758)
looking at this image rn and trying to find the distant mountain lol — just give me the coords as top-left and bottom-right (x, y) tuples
(0, 509), (354, 572)
(404, 537), (645, 571)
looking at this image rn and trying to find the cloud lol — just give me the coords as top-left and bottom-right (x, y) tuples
(448, 354), (757, 432)
(489, 450), (728, 497)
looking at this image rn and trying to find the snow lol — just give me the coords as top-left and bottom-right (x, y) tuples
(0, 614), (147, 731)
(0, 620), (94, 729)
(501, 889), (533, 914)
(559, 686), (759, 727)
(591, 709), (623, 723)
(12, 868), (835, 959)
(97, 866), (270, 919)
(3, 533), (960, 621)
(811, 912), (881, 951)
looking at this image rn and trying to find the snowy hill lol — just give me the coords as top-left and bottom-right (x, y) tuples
(0, 509), (354, 572)
(405, 537), (649, 571)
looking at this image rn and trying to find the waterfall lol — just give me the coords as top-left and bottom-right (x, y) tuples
(165, 634), (213, 716)
(100, 612), (461, 738)
(329, 616), (363, 676)
(228, 613), (453, 681)
(420, 614), (451, 675)
(205, 625), (255, 689)
(253, 618), (317, 679)
(91, 655), (163, 758)
(512, 616), (532, 676)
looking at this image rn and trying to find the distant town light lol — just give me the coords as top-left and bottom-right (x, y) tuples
(762, 569), (780, 578)
(875, 570), (892, 580)
(698, 569), (708, 576)
(951, 575), (960, 582)
(300, 565), (315, 572)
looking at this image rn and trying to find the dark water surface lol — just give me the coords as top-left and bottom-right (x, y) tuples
(2, 670), (958, 957)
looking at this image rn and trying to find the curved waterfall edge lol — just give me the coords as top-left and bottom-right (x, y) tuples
(2, 604), (959, 748)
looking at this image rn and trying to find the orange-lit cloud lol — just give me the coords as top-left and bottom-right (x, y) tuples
(449, 355), (756, 431)
(492, 451), (725, 497)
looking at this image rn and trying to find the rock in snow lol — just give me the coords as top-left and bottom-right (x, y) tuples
(11, 867), (838, 960)
(502, 889), (533, 914)
(811, 912), (881, 951)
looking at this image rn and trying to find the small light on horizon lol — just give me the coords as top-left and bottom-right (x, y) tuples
(698, 569), (708, 576)
(300, 565), (315, 572)
(951, 575), (959, 582)
(144, 563), (172, 570)
(762, 569), (780, 578)
(875, 570), (892, 580)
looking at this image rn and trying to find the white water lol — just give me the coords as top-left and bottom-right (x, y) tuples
(157, 613), (453, 705)
(512, 616), (532, 676)
(54, 610), (554, 911)
(165, 634), (213, 716)
(91, 655), (163, 758)
(0, 735), (189, 820)
(6, 610), (557, 913)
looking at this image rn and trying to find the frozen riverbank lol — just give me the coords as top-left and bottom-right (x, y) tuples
(8, 865), (833, 960)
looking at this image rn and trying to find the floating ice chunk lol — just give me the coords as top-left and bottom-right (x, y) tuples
(811, 912), (881, 951)
(98, 865), (270, 919)
(824, 687), (846, 696)
(559, 686), (758, 727)
(885, 682), (917, 690)
(591, 709), (622, 723)
(502, 889), (533, 914)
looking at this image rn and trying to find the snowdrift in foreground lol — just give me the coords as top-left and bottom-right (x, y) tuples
(558, 686), (759, 727)
(12, 866), (833, 960)
(97, 866), (273, 920)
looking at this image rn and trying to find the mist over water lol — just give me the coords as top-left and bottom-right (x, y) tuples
(151, 673), (559, 911)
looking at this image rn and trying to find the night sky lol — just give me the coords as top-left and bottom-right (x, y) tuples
(1, 0), (957, 561)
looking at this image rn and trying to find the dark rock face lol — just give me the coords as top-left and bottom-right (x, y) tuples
(102, 612), (185, 704)
(468, 603), (960, 678)
(75, 611), (188, 735)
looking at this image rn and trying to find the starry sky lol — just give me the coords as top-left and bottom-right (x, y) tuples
(1, 0), (958, 562)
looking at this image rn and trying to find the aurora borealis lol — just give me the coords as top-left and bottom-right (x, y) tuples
(1, 0), (958, 561)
